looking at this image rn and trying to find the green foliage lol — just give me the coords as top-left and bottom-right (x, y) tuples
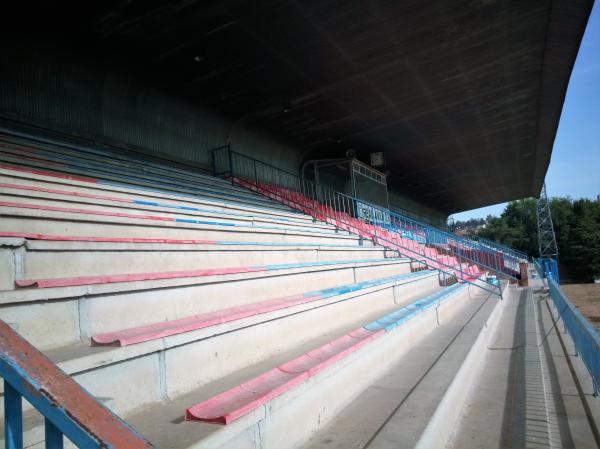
(475, 197), (600, 282)
(454, 217), (486, 228)
(477, 199), (539, 257)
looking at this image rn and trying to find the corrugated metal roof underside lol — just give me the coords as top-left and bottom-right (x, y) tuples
(0, 0), (593, 214)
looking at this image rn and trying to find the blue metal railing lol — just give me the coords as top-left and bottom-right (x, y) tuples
(548, 276), (600, 395)
(1, 319), (155, 449)
(534, 258), (599, 394)
(534, 257), (559, 283)
(213, 148), (527, 294)
(473, 235), (528, 262)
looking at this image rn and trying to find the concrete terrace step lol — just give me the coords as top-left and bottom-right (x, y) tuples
(0, 142), (241, 193)
(0, 232), (388, 284)
(0, 188), (337, 233)
(184, 284), (466, 425)
(89, 270), (437, 347)
(123, 283), (473, 449)
(0, 198), (341, 238)
(0, 152), (294, 213)
(0, 179), (330, 229)
(0, 147), (239, 198)
(0, 167), (311, 222)
(0, 144), (271, 196)
(13, 257), (405, 290)
(299, 284), (501, 449)
(0, 271), (441, 447)
(25, 271), (437, 378)
(0, 205), (360, 247)
(0, 160), (294, 220)
(0, 140), (239, 191)
(1, 257), (414, 350)
(1, 257), (411, 304)
(0, 133), (221, 180)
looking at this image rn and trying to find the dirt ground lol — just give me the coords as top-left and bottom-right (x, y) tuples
(561, 283), (600, 332)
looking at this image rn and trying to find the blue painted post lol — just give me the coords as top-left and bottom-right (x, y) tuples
(4, 380), (23, 449)
(45, 418), (64, 449)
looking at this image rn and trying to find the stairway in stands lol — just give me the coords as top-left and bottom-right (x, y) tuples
(212, 149), (521, 296)
(0, 134), (507, 449)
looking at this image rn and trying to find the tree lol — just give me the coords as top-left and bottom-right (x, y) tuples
(562, 199), (600, 281)
(474, 197), (600, 282)
(477, 199), (538, 257)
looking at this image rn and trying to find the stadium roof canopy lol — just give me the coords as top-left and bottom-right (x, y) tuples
(10, 1), (593, 213)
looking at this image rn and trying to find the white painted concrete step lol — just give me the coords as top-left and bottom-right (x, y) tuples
(1, 237), (386, 282)
(0, 167), (304, 221)
(0, 273), (442, 448)
(300, 285), (499, 449)
(0, 194), (343, 237)
(0, 186), (335, 231)
(0, 153), (295, 212)
(122, 283), (476, 449)
(1, 258), (413, 350)
(0, 146), (274, 203)
(0, 209), (359, 247)
(0, 138), (230, 187)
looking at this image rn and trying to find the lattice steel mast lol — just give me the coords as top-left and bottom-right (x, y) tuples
(537, 182), (559, 259)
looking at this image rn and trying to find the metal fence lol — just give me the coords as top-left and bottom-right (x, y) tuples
(548, 276), (600, 394)
(473, 235), (528, 262)
(213, 147), (528, 295)
(535, 259), (599, 395)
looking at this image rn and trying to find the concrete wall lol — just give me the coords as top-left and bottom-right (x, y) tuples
(0, 40), (304, 174)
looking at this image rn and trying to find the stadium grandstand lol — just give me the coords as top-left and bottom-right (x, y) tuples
(0, 2), (598, 448)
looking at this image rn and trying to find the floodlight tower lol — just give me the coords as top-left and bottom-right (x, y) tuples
(537, 182), (559, 260)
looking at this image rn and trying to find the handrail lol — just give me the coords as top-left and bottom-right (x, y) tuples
(213, 148), (523, 283)
(337, 194), (523, 269)
(212, 148), (523, 295)
(472, 235), (528, 261)
(330, 191), (525, 265)
(240, 175), (501, 296)
(0, 319), (155, 449)
(228, 149), (501, 256)
(534, 259), (599, 395)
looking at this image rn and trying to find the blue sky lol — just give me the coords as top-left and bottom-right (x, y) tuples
(452, 2), (600, 222)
